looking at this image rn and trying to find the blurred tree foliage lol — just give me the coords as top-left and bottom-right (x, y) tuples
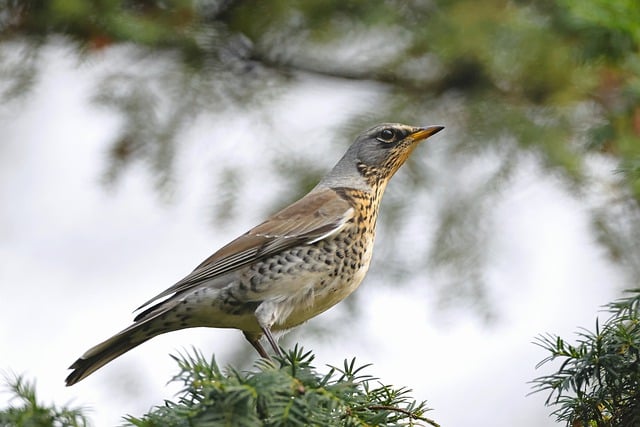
(1, 0), (639, 317)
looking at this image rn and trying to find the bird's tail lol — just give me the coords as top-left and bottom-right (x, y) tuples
(66, 297), (186, 386)
(65, 321), (156, 386)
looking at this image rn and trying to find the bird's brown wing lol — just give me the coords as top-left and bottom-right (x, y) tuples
(135, 188), (354, 311)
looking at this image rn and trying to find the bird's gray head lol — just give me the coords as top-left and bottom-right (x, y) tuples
(317, 123), (444, 191)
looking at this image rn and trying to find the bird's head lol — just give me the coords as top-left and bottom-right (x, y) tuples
(354, 123), (444, 181)
(319, 123), (444, 191)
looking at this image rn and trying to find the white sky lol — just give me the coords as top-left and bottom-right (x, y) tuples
(0, 45), (624, 426)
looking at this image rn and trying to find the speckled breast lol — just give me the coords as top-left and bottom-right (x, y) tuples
(277, 188), (380, 329)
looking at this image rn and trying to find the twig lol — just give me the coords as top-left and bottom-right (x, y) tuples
(366, 405), (441, 427)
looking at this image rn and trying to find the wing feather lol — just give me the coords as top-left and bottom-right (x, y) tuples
(135, 188), (353, 311)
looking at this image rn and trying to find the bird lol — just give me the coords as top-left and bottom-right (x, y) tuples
(65, 123), (444, 386)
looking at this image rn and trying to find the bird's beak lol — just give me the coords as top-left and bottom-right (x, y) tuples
(410, 125), (445, 142)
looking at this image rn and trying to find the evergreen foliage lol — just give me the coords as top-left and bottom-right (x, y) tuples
(0, 375), (89, 427)
(0, 349), (437, 426)
(126, 346), (438, 427)
(532, 289), (640, 427)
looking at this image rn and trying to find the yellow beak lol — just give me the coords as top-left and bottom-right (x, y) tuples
(410, 125), (445, 141)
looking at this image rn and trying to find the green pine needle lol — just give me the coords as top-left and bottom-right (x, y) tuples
(0, 373), (89, 427)
(125, 345), (439, 427)
(531, 288), (640, 426)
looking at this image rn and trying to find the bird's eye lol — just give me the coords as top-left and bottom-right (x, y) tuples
(377, 128), (396, 143)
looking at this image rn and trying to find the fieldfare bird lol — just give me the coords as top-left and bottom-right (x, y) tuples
(65, 123), (444, 386)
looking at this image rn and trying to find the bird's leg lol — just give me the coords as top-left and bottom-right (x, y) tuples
(243, 331), (270, 359)
(262, 326), (283, 358)
(254, 301), (283, 357)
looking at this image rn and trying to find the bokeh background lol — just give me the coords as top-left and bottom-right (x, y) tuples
(1, 0), (639, 425)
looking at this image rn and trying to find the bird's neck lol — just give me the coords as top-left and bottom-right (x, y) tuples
(330, 183), (387, 235)
(314, 152), (393, 193)
(313, 163), (389, 240)
(314, 163), (369, 192)
(314, 157), (391, 223)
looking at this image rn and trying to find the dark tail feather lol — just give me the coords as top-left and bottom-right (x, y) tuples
(66, 298), (184, 386)
(65, 324), (153, 386)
